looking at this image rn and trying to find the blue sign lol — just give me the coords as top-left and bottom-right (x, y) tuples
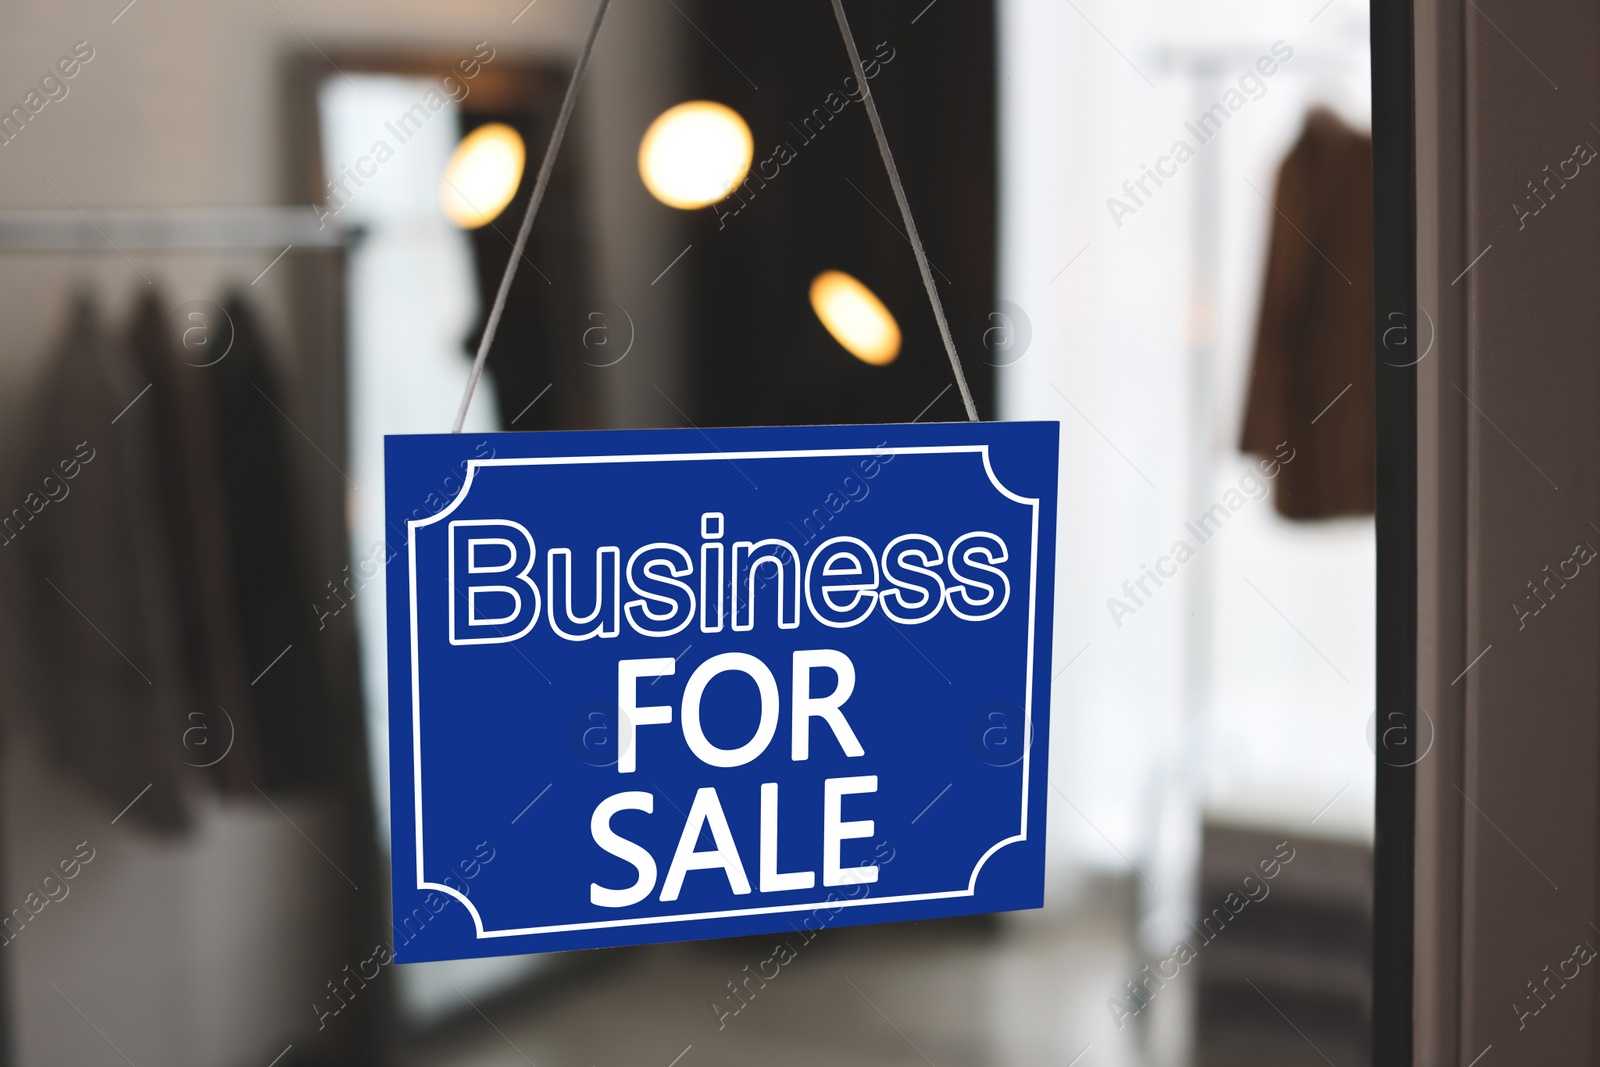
(386, 421), (1059, 961)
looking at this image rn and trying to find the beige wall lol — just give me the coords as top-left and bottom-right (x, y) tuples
(1414, 0), (1600, 1060)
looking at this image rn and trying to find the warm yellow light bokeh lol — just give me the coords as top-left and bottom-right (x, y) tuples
(638, 101), (754, 210)
(809, 270), (901, 366)
(440, 122), (526, 229)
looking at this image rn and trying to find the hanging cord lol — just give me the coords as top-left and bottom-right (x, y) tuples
(829, 0), (979, 422)
(452, 0), (614, 433)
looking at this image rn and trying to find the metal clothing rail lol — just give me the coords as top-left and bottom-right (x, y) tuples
(0, 206), (352, 250)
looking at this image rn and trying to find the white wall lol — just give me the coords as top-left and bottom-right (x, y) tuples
(997, 0), (1374, 944)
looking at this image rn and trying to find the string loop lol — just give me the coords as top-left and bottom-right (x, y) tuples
(452, 0), (614, 433)
(829, 0), (980, 422)
(454, 0), (981, 430)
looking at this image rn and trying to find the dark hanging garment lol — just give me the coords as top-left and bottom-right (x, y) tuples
(8, 295), (193, 830)
(206, 294), (336, 788)
(1240, 107), (1376, 520)
(126, 291), (260, 794)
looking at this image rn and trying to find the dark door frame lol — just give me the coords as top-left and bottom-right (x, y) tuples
(1386, 0), (1600, 1060)
(1370, 0), (1416, 1063)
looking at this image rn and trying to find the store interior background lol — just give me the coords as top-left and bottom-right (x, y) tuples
(0, 0), (1374, 1064)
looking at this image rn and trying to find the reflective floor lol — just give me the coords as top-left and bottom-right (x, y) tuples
(408, 874), (1174, 1067)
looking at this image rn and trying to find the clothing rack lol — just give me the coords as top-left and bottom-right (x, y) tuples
(0, 203), (361, 1067)
(0, 206), (353, 250)
(1132, 41), (1372, 956)
(1148, 45), (1365, 78)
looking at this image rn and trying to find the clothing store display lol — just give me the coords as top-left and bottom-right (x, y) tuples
(1240, 107), (1376, 520)
(0, 222), (386, 1066)
(7, 289), (351, 827)
(207, 293), (334, 788)
(11, 296), (193, 830)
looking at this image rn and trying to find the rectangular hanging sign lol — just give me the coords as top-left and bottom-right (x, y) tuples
(386, 420), (1059, 961)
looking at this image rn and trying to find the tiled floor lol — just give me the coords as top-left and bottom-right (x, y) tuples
(405, 874), (1188, 1067)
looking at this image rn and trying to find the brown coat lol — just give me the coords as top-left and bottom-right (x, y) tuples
(1240, 107), (1376, 520)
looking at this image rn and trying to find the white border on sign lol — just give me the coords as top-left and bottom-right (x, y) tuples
(406, 445), (1040, 939)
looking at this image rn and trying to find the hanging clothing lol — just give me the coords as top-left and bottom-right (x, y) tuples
(9, 295), (194, 830)
(6, 289), (350, 828)
(1240, 107), (1376, 520)
(206, 293), (335, 789)
(127, 291), (261, 793)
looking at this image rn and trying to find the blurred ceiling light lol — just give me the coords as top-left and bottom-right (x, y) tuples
(638, 101), (754, 209)
(440, 122), (526, 229)
(809, 270), (901, 366)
